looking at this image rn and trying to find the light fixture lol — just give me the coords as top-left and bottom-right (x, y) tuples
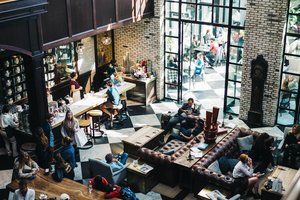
(76, 42), (85, 54)
(101, 33), (112, 46)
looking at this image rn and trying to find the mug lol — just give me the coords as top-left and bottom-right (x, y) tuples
(133, 160), (138, 167)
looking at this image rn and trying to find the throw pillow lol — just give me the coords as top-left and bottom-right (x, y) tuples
(208, 160), (222, 174)
(237, 135), (254, 152)
(218, 156), (230, 174)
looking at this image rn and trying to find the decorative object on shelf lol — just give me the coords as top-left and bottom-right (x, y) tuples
(7, 89), (13, 96)
(15, 76), (21, 83)
(16, 94), (22, 101)
(4, 60), (10, 67)
(12, 56), (19, 65)
(76, 42), (85, 54)
(15, 66), (20, 74)
(101, 32), (112, 45)
(16, 85), (22, 92)
(5, 70), (10, 77)
(123, 52), (132, 74)
(6, 79), (12, 87)
(204, 107), (220, 143)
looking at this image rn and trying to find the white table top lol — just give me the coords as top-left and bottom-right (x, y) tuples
(52, 81), (136, 128)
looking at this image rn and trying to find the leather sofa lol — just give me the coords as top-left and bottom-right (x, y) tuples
(191, 128), (260, 194)
(138, 135), (203, 187)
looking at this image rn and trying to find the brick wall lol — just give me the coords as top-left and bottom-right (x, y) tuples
(114, 0), (164, 99)
(239, 0), (288, 126)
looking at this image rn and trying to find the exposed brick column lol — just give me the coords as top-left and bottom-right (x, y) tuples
(239, 0), (288, 126)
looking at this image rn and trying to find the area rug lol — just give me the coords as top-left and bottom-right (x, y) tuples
(152, 183), (182, 199)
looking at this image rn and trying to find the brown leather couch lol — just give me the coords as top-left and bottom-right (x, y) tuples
(191, 128), (260, 194)
(138, 135), (203, 187)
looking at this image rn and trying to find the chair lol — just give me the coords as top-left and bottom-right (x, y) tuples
(88, 158), (127, 185)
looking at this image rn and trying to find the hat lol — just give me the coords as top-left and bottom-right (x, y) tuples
(60, 193), (70, 200)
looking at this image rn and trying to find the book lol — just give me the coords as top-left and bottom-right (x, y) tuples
(137, 163), (153, 174)
(197, 143), (209, 150)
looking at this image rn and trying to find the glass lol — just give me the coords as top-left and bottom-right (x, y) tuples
(197, 5), (212, 23)
(226, 81), (241, 98)
(230, 29), (245, 47)
(213, 0), (229, 6)
(231, 9), (246, 27)
(287, 15), (300, 34)
(285, 36), (300, 56)
(88, 183), (93, 194)
(213, 7), (229, 25)
(181, 3), (196, 20)
(281, 74), (299, 92)
(182, 0), (196, 2)
(289, 0), (300, 14)
(165, 84), (178, 100)
(229, 46), (243, 64)
(283, 56), (300, 75)
(165, 53), (179, 69)
(165, 68), (178, 84)
(277, 109), (295, 126)
(228, 64), (242, 82)
(233, 0), (247, 8)
(165, 36), (179, 53)
(198, 0), (212, 4)
(165, 2), (179, 19)
(165, 20), (179, 37)
(226, 97), (240, 115)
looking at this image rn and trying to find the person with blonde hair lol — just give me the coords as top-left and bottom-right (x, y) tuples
(233, 154), (261, 198)
(14, 151), (39, 179)
(61, 110), (79, 145)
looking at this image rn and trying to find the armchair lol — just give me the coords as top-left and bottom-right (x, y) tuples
(89, 158), (127, 184)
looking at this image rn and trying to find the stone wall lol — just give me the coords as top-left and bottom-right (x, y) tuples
(114, 0), (164, 99)
(239, 0), (288, 126)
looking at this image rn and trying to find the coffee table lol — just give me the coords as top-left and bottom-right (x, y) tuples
(261, 165), (298, 200)
(122, 126), (164, 157)
(126, 160), (157, 193)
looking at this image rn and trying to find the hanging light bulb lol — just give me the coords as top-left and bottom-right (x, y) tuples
(76, 42), (85, 54)
(101, 33), (112, 46)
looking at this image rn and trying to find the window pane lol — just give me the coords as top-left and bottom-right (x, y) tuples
(232, 9), (246, 27)
(213, 0), (229, 6)
(165, 53), (179, 69)
(229, 46), (243, 64)
(181, 3), (196, 20)
(182, 0), (196, 3)
(287, 15), (300, 34)
(213, 7), (229, 24)
(165, 37), (179, 53)
(198, 0), (212, 4)
(285, 36), (300, 56)
(281, 73), (299, 93)
(197, 5), (212, 22)
(226, 97), (240, 114)
(283, 56), (300, 75)
(165, 84), (178, 100)
(165, 69), (178, 84)
(228, 64), (242, 82)
(165, 20), (179, 37)
(227, 80), (241, 98)
(289, 1), (300, 14)
(277, 110), (295, 126)
(230, 29), (245, 47)
(165, 2), (179, 19)
(233, 0), (247, 8)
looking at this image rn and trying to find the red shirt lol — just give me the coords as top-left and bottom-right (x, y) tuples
(70, 79), (80, 89)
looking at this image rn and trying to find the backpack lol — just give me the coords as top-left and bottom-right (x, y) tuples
(120, 187), (138, 200)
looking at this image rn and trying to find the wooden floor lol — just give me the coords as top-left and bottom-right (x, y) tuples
(0, 0), (17, 4)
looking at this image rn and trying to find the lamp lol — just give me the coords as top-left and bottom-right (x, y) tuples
(76, 42), (85, 54)
(101, 33), (112, 46)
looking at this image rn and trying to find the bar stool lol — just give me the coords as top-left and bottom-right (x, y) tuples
(111, 104), (124, 128)
(79, 119), (93, 149)
(119, 95), (129, 120)
(87, 110), (104, 138)
(21, 142), (37, 161)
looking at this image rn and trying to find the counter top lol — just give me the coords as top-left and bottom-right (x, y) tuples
(51, 81), (136, 128)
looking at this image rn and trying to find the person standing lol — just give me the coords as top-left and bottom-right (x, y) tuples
(282, 124), (300, 168)
(58, 136), (76, 180)
(61, 110), (79, 145)
(13, 179), (35, 200)
(0, 104), (19, 157)
(35, 127), (50, 169)
(106, 60), (117, 78)
(70, 72), (83, 103)
(42, 113), (55, 162)
(100, 80), (121, 120)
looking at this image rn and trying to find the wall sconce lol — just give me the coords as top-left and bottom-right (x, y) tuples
(76, 42), (85, 54)
(101, 33), (112, 46)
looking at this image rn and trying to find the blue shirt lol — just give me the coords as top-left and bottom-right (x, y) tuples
(107, 87), (120, 105)
(109, 161), (124, 172)
(59, 144), (76, 169)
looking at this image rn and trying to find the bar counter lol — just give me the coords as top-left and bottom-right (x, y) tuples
(51, 81), (136, 128)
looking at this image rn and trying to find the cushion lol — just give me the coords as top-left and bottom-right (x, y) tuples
(208, 160), (222, 174)
(237, 135), (254, 152)
(218, 157), (239, 174)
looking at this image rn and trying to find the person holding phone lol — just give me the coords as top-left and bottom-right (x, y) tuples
(233, 154), (261, 198)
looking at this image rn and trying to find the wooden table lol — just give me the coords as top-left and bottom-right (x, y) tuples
(126, 160), (157, 193)
(122, 75), (156, 105)
(6, 171), (120, 200)
(261, 166), (298, 200)
(52, 81), (136, 128)
(122, 126), (164, 157)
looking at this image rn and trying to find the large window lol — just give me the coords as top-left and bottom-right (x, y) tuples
(276, 0), (300, 126)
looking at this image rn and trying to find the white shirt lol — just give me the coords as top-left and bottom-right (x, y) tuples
(232, 161), (253, 178)
(13, 189), (35, 200)
(0, 113), (18, 129)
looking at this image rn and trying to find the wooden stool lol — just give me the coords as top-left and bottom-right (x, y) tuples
(87, 110), (104, 138)
(21, 142), (37, 160)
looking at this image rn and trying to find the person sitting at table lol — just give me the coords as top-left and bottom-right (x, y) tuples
(249, 133), (275, 173)
(203, 29), (212, 44)
(42, 113), (55, 163)
(35, 127), (50, 169)
(282, 124), (300, 168)
(58, 137), (77, 177)
(13, 179), (35, 200)
(167, 118), (204, 142)
(52, 153), (74, 181)
(105, 152), (128, 172)
(205, 38), (219, 66)
(14, 151), (39, 179)
(61, 110), (80, 145)
(70, 72), (83, 103)
(100, 80), (121, 120)
(164, 98), (200, 134)
(233, 154), (261, 198)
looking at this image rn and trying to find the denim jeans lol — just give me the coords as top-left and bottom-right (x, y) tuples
(118, 153), (128, 165)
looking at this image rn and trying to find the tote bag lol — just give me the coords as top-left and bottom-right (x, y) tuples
(75, 129), (88, 147)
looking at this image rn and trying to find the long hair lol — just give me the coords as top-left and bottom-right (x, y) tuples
(62, 110), (76, 135)
(18, 151), (33, 170)
(37, 127), (48, 150)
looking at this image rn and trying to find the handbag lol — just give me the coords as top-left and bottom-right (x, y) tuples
(75, 129), (88, 147)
